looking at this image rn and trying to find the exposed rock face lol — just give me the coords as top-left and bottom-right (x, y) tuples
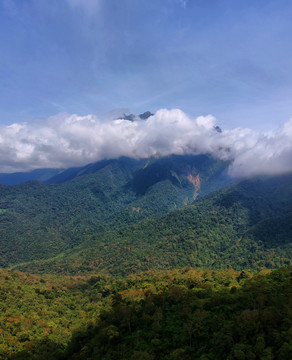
(139, 111), (154, 120)
(187, 173), (201, 199)
(119, 111), (154, 122)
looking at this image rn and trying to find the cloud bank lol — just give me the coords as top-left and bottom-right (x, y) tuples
(1, 108), (292, 178)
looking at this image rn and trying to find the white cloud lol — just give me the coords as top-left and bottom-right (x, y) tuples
(1, 108), (292, 178)
(228, 119), (292, 177)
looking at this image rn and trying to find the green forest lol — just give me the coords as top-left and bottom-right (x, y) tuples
(0, 155), (230, 269)
(0, 155), (292, 359)
(1, 266), (292, 359)
(10, 173), (292, 276)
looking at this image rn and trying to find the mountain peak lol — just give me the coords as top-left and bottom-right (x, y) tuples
(119, 111), (154, 121)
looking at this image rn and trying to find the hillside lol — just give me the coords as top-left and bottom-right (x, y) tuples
(14, 174), (292, 276)
(2, 266), (292, 359)
(61, 266), (292, 360)
(1, 158), (292, 360)
(0, 155), (230, 268)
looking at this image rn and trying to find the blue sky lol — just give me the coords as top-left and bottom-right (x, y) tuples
(1, 0), (292, 131)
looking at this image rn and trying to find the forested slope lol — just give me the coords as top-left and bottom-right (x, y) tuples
(14, 174), (292, 275)
(2, 266), (292, 359)
(0, 155), (229, 268)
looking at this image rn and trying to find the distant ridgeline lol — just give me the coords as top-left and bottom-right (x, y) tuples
(0, 153), (291, 276)
(0, 168), (62, 186)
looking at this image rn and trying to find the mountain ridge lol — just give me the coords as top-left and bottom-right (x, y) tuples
(0, 154), (231, 269)
(11, 173), (292, 275)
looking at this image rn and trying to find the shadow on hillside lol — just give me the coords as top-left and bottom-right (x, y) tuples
(6, 339), (64, 360)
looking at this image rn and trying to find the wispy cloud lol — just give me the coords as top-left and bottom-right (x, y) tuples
(177, 0), (189, 8)
(66, 0), (100, 14)
(0, 108), (292, 177)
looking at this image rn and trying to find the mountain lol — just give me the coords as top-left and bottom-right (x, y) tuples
(0, 112), (155, 187)
(0, 168), (62, 186)
(0, 154), (231, 268)
(118, 111), (154, 121)
(1, 155), (292, 360)
(12, 173), (292, 275)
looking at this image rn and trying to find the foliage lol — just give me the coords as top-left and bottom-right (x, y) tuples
(0, 155), (229, 268)
(14, 174), (292, 276)
(0, 268), (111, 359)
(1, 157), (292, 360)
(2, 266), (292, 359)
